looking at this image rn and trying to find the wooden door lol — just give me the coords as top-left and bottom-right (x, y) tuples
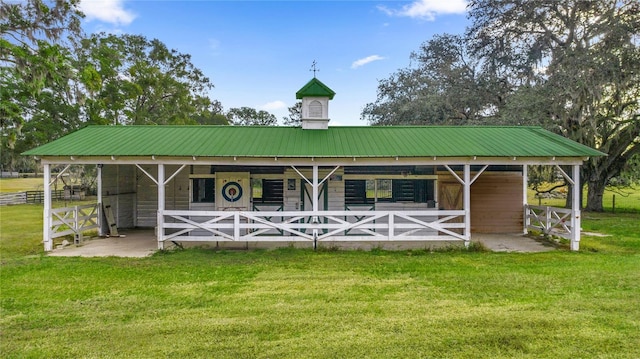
(216, 172), (250, 210)
(438, 181), (463, 234)
(301, 181), (328, 211)
(438, 182), (463, 210)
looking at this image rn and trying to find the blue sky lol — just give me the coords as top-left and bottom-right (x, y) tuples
(78, 0), (469, 126)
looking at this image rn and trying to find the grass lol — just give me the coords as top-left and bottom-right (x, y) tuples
(1, 203), (639, 358)
(0, 178), (44, 193)
(529, 183), (640, 213)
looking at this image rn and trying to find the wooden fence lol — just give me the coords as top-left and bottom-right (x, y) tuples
(160, 209), (467, 246)
(0, 190), (66, 206)
(525, 205), (574, 240)
(49, 203), (100, 244)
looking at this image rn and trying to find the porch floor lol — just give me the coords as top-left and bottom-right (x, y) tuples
(47, 230), (556, 257)
(48, 229), (157, 258)
(472, 233), (556, 252)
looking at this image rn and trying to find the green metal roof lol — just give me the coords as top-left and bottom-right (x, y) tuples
(295, 78), (336, 100)
(23, 126), (605, 158)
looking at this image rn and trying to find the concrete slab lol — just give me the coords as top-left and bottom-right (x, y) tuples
(47, 231), (556, 257)
(472, 233), (556, 253)
(49, 229), (157, 258)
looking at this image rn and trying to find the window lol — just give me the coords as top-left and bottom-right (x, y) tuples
(192, 178), (214, 203)
(309, 100), (322, 118)
(252, 179), (283, 204)
(345, 179), (434, 204)
(374, 179), (392, 200)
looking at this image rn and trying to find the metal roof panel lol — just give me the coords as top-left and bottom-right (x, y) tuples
(23, 126), (605, 158)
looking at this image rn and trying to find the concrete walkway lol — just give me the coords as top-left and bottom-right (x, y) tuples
(48, 230), (157, 258)
(472, 233), (556, 252)
(48, 231), (556, 257)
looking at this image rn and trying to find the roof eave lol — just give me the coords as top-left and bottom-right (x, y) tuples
(33, 155), (590, 166)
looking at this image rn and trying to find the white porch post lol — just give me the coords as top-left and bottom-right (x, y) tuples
(463, 164), (471, 246)
(571, 164), (581, 251)
(96, 164), (104, 236)
(157, 164), (165, 250)
(312, 165), (319, 248)
(43, 163), (52, 251)
(312, 165), (319, 216)
(523, 165), (528, 234)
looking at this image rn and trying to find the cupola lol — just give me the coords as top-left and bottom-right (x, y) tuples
(295, 77), (336, 130)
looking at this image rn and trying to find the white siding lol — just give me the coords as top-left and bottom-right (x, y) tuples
(327, 168), (345, 211)
(282, 167), (344, 211)
(135, 165), (189, 228)
(101, 165), (135, 229)
(167, 165), (189, 211)
(136, 165), (157, 228)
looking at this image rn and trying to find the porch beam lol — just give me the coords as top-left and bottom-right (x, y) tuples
(554, 164), (575, 185)
(157, 164), (165, 250)
(318, 166), (341, 186)
(312, 165), (319, 222)
(43, 164), (52, 251)
(571, 164), (581, 251)
(291, 166), (312, 186)
(444, 165), (464, 185)
(463, 164), (471, 245)
(49, 164), (71, 186)
(38, 156), (586, 166)
(523, 165), (528, 235)
(135, 164), (159, 185)
(163, 164), (186, 185)
(97, 164), (104, 236)
(470, 165), (489, 185)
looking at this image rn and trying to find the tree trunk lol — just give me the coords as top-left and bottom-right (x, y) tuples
(585, 178), (606, 212)
(564, 182), (585, 210)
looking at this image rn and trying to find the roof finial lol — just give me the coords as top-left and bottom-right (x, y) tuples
(310, 60), (319, 78)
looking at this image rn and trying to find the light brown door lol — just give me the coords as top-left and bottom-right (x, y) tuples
(438, 181), (463, 234)
(439, 182), (463, 210)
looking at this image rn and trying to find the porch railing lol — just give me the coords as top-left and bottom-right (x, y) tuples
(161, 209), (466, 244)
(525, 205), (574, 240)
(50, 203), (100, 244)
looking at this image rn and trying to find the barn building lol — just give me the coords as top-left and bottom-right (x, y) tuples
(24, 78), (604, 251)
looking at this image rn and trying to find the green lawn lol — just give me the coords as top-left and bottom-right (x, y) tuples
(0, 177), (44, 193)
(529, 183), (640, 213)
(1, 204), (639, 358)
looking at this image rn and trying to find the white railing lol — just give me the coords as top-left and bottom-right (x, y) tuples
(161, 210), (467, 244)
(50, 203), (100, 243)
(525, 205), (573, 240)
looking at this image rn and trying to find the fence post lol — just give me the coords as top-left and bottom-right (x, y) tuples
(523, 205), (529, 234)
(234, 212), (240, 241)
(544, 206), (551, 235)
(612, 194), (616, 214)
(43, 164), (53, 251)
(74, 205), (82, 244)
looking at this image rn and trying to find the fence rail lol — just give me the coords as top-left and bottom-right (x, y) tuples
(49, 203), (100, 244)
(161, 209), (467, 245)
(525, 205), (574, 240)
(0, 192), (26, 205)
(0, 190), (71, 205)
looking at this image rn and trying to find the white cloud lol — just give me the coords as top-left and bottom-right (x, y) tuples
(378, 0), (467, 20)
(261, 100), (287, 111)
(351, 55), (385, 69)
(80, 0), (136, 26)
